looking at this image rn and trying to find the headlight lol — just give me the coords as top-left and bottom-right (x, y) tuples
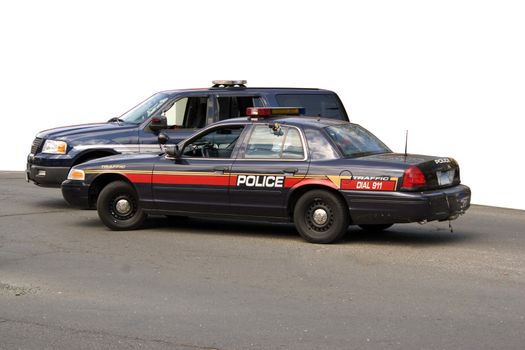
(42, 140), (67, 154)
(67, 169), (85, 181)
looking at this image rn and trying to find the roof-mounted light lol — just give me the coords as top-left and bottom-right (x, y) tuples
(246, 107), (306, 117)
(212, 80), (247, 88)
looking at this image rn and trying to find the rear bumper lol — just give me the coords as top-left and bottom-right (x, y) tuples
(344, 184), (471, 225)
(61, 180), (91, 208)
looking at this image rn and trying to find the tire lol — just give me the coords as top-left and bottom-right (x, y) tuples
(293, 190), (349, 244)
(358, 224), (393, 232)
(97, 181), (146, 230)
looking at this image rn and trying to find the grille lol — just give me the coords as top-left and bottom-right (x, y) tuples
(30, 137), (44, 154)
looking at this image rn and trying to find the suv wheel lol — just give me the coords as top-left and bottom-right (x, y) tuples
(293, 190), (349, 244)
(97, 181), (146, 230)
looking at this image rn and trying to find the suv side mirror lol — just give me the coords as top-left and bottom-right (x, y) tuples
(158, 132), (169, 145)
(150, 116), (167, 131)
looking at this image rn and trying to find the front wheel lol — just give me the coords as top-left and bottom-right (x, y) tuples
(97, 181), (146, 230)
(293, 190), (349, 244)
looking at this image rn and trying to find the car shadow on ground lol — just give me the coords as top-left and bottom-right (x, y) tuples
(72, 213), (473, 246)
(32, 198), (78, 210)
(140, 216), (473, 246)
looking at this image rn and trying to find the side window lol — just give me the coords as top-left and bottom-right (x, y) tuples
(163, 98), (188, 127)
(162, 97), (208, 129)
(182, 126), (244, 159)
(304, 129), (339, 160)
(244, 125), (305, 159)
(275, 94), (342, 119)
(217, 96), (263, 120)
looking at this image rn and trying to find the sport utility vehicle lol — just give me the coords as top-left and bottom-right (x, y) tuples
(26, 80), (348, 188)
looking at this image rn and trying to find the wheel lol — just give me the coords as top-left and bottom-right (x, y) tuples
(293, 190), (349, 244)
(97, 181), (146, 230)
(358, 224), (393, 232)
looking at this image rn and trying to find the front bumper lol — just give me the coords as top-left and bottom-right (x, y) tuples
(344, 184), (471, 225)
(26, 163), (70, 188)
(61, 180), (91, 208)
(26, 153), (74, 188)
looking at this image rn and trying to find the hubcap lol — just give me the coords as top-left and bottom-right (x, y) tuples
(312, 208), (328, 225)
(115, 199), (131, 215)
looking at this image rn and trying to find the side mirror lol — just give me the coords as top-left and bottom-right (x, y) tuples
(165, 145), (181, 159)
(158, 132), (169, 145)
(150, 116), (167, 131)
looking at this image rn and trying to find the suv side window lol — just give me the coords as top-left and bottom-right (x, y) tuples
(244, 125), (305, 159)
(217, 96), (263, 120)
(275, 94), (342, 119)
(182, 125), (244, 159)
(163, 97), (209, 129)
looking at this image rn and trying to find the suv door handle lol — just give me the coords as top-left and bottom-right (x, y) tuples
(213, 166), (229, 173)
(282, 168), (298, 175)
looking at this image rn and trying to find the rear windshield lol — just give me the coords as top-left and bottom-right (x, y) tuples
(275, 94), (343, 119)
(325, 124), (391, 158)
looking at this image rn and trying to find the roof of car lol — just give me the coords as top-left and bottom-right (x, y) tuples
(159, 87), (336, 95)
(213, 115), (351, 129)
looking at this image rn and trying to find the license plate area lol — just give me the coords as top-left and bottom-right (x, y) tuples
(437, 169), (455, 186)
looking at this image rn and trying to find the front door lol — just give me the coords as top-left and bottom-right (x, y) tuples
(151, 124), (246, 214)
(139, 95), (213, 153)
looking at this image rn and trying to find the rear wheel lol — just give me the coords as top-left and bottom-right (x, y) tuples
(358, 224), (393, 232)
(293, 190), (349, 244)
(97, 181), (146, 230)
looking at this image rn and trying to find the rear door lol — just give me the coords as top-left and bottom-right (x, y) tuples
(229, 124), (309, 218)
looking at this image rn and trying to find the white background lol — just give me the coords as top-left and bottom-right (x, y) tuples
(1, 0), (524, 209)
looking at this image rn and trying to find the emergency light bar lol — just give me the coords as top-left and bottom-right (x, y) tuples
(212, 80), (247, 87)
(246, 107), (306, 117)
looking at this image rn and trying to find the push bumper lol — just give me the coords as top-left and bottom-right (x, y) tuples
(344, 184), (471, 225)
(61, 180), (91, 208)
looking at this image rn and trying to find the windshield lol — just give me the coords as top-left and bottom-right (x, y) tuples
(119, 93), (170, 124)
(325, 124), (391, 158)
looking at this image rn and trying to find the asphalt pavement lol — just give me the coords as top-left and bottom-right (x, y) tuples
(1, 172), (524, 350)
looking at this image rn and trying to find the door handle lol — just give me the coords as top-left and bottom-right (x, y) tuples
(213, 166), (229, 173)
(282, 168), (298, 175)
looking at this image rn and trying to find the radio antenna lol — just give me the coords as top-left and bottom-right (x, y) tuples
(404, 130), (408, 160)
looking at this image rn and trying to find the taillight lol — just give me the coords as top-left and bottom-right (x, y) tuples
(402, 165), (426, 189)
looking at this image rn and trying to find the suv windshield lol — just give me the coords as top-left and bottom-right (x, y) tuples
(120, 93), (169, 124)
(325, 124), (391, 158)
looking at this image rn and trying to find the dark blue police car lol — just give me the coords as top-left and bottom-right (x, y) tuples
(62, 107), (471, 244)
(27, 81), (348, 190)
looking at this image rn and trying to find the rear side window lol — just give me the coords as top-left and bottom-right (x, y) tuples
(218, 96), (263, 120)
(275, 94), (342, 119)
(244, 125), (305, 159)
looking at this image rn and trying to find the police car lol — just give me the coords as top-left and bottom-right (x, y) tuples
(61, 107), (471, 244)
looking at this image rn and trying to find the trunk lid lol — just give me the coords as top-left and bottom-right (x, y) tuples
(357, 153), (461, 191)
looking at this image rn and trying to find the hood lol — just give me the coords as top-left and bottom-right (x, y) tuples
(36, 122), (138, 143)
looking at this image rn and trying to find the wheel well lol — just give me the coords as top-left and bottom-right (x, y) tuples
(88, 174), (132, 208)
(287, 185), (352, 223)
(73, 151), (116, 166)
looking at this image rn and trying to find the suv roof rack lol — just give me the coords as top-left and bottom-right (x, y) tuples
(212, 80), (247, 88)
